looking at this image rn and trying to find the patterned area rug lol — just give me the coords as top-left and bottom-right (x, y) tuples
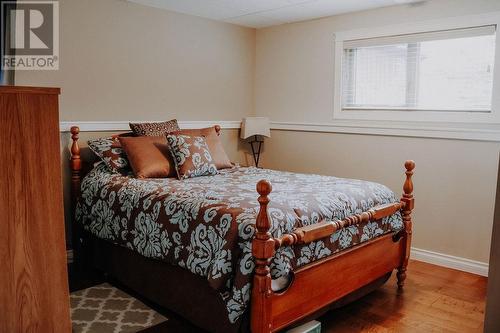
(71, 283), (167, 333)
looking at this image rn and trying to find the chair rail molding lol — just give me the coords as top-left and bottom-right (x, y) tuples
(269, 121), (500, 142)
(59, 120), (242, 132)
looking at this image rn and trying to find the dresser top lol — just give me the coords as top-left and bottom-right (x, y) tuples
(0, 86), (60, 95)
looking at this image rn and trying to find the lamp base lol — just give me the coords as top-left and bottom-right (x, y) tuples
(250, 135), (264, 168)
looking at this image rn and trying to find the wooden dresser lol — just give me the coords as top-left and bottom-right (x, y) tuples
(0, 86), (71, 332)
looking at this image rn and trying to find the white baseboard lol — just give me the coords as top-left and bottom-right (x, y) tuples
(411, 247), (489, 277)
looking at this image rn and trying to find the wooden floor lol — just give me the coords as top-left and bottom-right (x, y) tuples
(320, 260), (487, 333)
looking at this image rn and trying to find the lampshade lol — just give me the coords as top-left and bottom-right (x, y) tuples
(240, 117), (271, 139)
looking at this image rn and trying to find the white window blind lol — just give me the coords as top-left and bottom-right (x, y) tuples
(342, 25), (497, 112)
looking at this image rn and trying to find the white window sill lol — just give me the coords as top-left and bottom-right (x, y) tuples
(333, 108), (500, 125)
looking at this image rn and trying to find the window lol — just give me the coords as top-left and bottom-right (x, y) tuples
(341, 26), (496, 113)
(332, 14), (500, 140)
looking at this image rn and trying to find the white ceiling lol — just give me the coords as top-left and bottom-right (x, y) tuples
(126, 0), (424, 28)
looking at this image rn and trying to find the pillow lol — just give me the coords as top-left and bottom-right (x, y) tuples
(129, 119), (180, 137)
(172, 126), (232, 169)
(166, 134), (218, 179)
(119, 136), (176, 179)
(87, 137), (130, 173)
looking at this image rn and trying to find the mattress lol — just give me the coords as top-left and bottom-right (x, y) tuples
(76, 163), (403, 324)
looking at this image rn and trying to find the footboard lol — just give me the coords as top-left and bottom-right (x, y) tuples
(251, 161), (415, 333)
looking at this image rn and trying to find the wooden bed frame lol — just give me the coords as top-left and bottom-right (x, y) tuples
(69, 125), (415, 333)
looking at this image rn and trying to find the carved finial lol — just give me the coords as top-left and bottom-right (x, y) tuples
(70, 125), (79, 135)
(255, 180), (272, 236)
(257, 179), (272, 197)
(70, 126), (79, 141)
(214, 124), (221, 136)
(70, 126), (82, 176)
(403, 160), (415, 198)
(70, 126), (81, 161)
(405, 160), (415, 172)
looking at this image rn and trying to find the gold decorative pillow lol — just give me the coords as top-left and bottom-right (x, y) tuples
(118, 136), (176, 179)
(129, 119), (180, 136)
(166, 134), (218, 179)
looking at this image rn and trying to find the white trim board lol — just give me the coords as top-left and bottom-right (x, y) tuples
(270, 121), (500, 142)
(59, 120), (242, 132)
(411, 247), (489, 277)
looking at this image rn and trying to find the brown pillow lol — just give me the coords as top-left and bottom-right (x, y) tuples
(129, 119), (180, 137)
(172, 126), (232, 169)
(118, 136), (176, 178)
(166, 134), (218, 179)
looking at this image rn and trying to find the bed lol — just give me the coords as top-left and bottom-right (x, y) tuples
(69, 125), (415, 333)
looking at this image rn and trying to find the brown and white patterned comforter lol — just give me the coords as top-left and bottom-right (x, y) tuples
(76, 163), (403, 324)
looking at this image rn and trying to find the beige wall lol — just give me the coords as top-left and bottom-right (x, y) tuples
(16, 0), (256, 121)
(256, 0), (500, 263)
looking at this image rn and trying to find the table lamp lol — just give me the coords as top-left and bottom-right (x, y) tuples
(240, 117), (271, 168)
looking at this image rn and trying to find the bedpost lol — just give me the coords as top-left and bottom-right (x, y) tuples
(70, 126), (82, 264)
(251, 180), (275, 333)
(397, 160), (415, 290)
(70, 126), (82, 200)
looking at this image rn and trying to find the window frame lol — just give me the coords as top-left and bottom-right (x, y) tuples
(333, 12), (500, 130)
